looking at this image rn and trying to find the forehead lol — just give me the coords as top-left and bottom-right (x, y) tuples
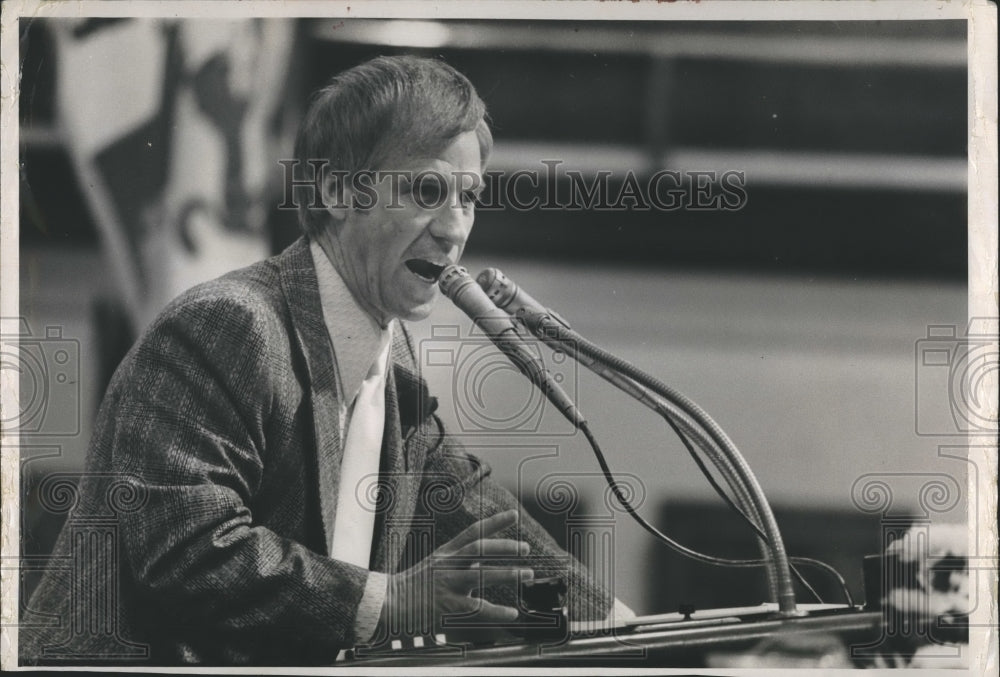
(381, 131), (483, 176)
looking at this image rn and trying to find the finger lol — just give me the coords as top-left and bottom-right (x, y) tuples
(478, 566), (534, 590)
(445, 567), (534, 593)
(466, 598), (520, 623)
(442, 510), (518, 553)
(451, 538), (530, 559)
(437, 510), (518, 555)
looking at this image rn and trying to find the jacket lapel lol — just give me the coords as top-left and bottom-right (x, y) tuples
(369, 330), (430, 572)
(276, 237), (342, 556)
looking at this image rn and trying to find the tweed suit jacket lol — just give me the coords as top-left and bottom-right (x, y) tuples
(20, 237), (611, 666)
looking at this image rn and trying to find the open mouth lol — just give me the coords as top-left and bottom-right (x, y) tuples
(404, 258), (447, 283)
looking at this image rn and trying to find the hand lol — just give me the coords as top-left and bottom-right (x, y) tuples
(378, 509), (533, 638)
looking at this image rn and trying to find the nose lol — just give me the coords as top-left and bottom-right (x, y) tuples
(428, 199), (473, 251)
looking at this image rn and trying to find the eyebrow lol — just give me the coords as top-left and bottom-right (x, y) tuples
(390, 169), (484, 197)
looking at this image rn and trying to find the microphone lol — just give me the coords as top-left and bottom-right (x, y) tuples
(477, 268), (571, 329)
(478, 265), (658, 401)
(438, 265), (585, 429)
(476, 267), (800, 615)
(478, 266), (679, 416)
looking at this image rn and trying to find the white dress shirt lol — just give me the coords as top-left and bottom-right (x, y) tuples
(310, 239), (390, 644)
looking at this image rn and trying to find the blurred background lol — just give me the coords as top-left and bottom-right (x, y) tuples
(16, 18), (970, 617)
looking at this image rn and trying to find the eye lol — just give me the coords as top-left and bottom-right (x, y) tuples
(412, 174), (446, 208)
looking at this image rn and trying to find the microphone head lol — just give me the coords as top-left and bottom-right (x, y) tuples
(476, 267), (515, 309)
(438, 265), (472, 300)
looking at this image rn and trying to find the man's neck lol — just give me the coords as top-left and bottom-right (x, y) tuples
(309, 238), (394, 408)
(312, 231), (392, 330)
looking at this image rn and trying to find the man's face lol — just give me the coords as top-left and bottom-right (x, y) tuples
(318, 130), (483, 325)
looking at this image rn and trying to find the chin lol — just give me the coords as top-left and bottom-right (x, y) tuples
(397, 302), (436, 323)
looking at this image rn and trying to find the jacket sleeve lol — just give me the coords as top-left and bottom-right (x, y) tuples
(103, 294), (368, 662)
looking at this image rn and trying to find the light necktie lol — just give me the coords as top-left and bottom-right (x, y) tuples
(329, 340), (389, 567)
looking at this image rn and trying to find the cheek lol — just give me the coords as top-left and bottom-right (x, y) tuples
(373, 232), (411, 284)
(386, 211), (432, 252)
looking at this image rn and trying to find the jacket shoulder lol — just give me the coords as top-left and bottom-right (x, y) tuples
(161, 256), (284, 321)
(112, 246), (307, 401)
(142, 239), (312, 348)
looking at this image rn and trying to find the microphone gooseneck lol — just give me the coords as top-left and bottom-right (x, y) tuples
(476, 267), (804, 617)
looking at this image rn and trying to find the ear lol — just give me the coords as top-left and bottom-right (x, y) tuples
(321, 171), (349, 223)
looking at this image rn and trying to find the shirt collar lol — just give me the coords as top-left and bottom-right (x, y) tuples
(310, 239), (394, 406)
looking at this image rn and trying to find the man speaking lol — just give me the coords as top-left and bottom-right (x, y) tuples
(21, 56), (617, 665)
